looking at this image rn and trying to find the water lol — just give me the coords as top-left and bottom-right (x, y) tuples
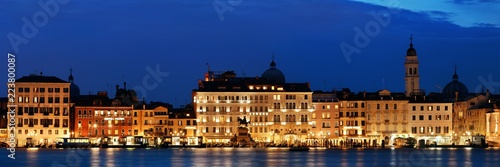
(2, 147), (500, 167)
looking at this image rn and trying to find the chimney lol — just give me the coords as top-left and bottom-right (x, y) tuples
(363, 91), (366, 99)
(143, 104), (146, 110)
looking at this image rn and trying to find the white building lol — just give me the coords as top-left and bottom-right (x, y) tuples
(408, 100), (453, 145)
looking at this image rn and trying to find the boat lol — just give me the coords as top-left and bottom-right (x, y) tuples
(56, 138), (91, 148)
(289, 142), (310, 151)
(289, 146), (310, 151)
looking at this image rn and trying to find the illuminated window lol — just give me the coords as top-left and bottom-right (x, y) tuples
(249, 86), (254, 90)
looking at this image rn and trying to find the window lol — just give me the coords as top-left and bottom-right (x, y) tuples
(24, 88), (30, 92)
(412, 106), (416, 111)
(436, 127), (441, 133)
(55, 88), (60, 92)
(436, 106), (440, 111)
(428, 106), (433, 111)
(377, 104), (380, 109)
(394, 104), (397, 109)
(48, 88), (54, 93)
(445, 106), (449, 111)
(428, 115), (432, 120)
(420, 106), (424, 111)
(63, 88), (69, 93)
(419, 115), (424, 120)
(40, 88), (45, 92)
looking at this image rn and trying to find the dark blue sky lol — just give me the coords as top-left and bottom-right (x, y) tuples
(1, 0), (499, 106)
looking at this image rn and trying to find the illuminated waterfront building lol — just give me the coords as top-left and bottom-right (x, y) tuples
(164, 105), (200, 146)
(408, 99), (453, 145)
(73, 91), (133, 145)
(13, 74), (71, 147)
(311, 92), (340, 146)
(193, 59), (313, 144)
(0, 98), (8, 143)
(132, 103), (200, 146)
(364, 90), (409, 147)
(486, 105), (500, 144)
(132, 104), (169, 146)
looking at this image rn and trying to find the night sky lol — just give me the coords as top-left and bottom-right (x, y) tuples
(1, 0), (499, 106)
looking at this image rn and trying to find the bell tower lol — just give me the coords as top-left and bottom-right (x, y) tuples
(405, 34), (420, 97)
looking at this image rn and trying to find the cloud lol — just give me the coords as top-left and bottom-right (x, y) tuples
(350, 0), (500, 28)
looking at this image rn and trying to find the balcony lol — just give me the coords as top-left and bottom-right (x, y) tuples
(43, 124), (50, 128)
(28, 124), (34, 127)
(43, 112), (49, 116)
(54, 124), (60, 128)
(384, 120), (390, 123)
(17, 124), (22, 127)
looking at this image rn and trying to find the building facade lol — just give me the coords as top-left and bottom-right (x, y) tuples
(193, 60), (313, 145)
(13, 75), (71, 147)
(408, 101), (453, 145)
(74, 92), (133, 145)
(365, 90), (409, 146)
(311, 92), (340, 147)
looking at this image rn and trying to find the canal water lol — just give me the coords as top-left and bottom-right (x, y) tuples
(2, 147), (500, 166)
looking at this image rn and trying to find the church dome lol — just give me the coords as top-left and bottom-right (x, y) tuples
(261, 59), (285, 83)
(442, 70), (469, 100)
(407, 43), (417, 56)
(407, 34), (417, 56)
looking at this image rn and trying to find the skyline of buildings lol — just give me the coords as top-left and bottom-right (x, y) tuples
(1, 37), (500, 147)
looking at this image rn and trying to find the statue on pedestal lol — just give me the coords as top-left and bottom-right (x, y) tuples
(237, 116), (250, 127)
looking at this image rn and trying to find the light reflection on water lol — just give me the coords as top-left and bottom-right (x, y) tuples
(2, 147), (500, 167)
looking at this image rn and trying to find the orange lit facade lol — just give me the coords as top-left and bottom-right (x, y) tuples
(74, 101), (133, 143)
